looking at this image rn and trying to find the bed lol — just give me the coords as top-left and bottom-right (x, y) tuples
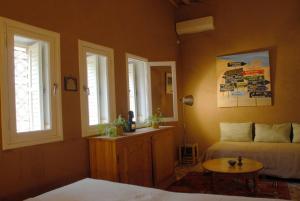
(203, 141), (300, 179)
(24, 178), (286, 201)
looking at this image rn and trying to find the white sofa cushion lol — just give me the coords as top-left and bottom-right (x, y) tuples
(293, 123), (300, 143)
(255, 123), (291, 143)
(220, 122), (252, 142)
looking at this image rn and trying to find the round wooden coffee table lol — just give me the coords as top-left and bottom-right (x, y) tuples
(202, 157), (264, 193)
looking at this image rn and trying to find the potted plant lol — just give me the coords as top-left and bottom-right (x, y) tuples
(113, 115), (127, 136)
(148, 108), (163, 129)
(98, 124), (107, 136)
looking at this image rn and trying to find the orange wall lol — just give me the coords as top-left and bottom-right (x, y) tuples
(0, 1), (178, 200)
(176, 0), (300, 151)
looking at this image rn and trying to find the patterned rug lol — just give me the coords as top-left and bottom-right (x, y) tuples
(168, 172), (291, 200)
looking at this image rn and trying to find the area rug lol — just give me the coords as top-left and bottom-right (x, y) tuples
(167, 172), (291, 200)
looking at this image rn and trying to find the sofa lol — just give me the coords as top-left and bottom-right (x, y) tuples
(203, 122), (300, 179)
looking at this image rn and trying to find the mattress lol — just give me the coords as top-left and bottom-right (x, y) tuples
(24, 178), (286, 201)
(204, 141), (300, 179)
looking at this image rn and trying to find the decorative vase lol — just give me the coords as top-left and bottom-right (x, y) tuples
(238, 156), (243, 166)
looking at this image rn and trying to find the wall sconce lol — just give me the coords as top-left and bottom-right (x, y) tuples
(180, 95), (194, 106)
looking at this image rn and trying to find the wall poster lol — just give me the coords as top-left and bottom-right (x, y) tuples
(217, 50), (272, 107)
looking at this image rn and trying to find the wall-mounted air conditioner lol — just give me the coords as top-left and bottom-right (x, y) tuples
(176, 16), (214, 35)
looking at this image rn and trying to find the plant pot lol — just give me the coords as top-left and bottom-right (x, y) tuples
(116, 126), (123, 136)
(151, 122), (159, 129)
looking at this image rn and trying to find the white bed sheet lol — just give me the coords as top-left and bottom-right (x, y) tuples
(24, 178), (287, 201)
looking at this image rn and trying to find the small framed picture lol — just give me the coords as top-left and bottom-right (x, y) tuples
(64, 76), (78, 91)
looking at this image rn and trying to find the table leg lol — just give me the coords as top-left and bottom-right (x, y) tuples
(272, 180), (278, 198)
(252, 174), (258, 195)
(245, 177), (250, 191)
(210, 172), (215, 193)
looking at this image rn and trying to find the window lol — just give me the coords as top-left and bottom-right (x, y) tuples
(14, 36), (50, 133)
(86, 53), (109, 125)
(0, 17), (63, 150)
(126, 54), (151, 125)
(79, 40), (116, 137)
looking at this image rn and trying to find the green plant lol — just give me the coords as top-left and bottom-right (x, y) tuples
(113, 115), (126, 127)
(147, 108), (163, 127)
(97, 115), (128, 137)
(113, 115), (131, 132)
(98, 124), (108, 135)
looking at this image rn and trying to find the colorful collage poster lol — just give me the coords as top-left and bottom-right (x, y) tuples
(217, 51), (272, 107)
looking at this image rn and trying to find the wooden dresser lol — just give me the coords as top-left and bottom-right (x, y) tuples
(89, 126), (175, 188)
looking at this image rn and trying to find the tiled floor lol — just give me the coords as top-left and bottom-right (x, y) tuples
(175, 162), (300, 201)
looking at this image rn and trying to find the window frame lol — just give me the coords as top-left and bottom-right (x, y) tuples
(125, 53), (152, 127)
(78, 40), (116, 137)
(0, 17), (63, 150)
(148, 61), (178, 122)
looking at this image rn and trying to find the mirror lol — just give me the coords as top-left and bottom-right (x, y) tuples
(149, 61), (178, 122)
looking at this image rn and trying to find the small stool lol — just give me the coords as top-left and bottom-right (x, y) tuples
(179, 143), (199, 165)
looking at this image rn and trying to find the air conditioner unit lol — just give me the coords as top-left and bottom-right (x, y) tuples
(176, 16), (214, 35)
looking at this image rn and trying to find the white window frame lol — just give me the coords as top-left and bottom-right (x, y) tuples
(79, 40), (116, 137)
(125, 53), (152, 126)
(148, 61), (178, 122)
(0, 17), (63, 150)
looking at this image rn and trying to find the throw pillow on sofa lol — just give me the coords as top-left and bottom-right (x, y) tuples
(255, 123), (291, 143)
(220, 122), (253, 142)
(293, 123), (300, 143)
